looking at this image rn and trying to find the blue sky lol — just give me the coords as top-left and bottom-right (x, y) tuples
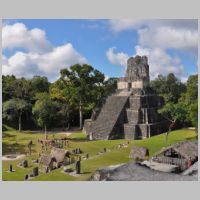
(2, 19), (198, 82)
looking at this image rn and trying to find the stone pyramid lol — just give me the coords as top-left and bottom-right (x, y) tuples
(84, 55), (168, 140)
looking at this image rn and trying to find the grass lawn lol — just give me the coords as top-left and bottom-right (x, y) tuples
(2, 126), (197, 181)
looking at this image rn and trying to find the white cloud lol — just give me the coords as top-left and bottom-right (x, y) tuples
(106, 19), (197, 80)
(138, 26), (198, 52)
(2, 52), (41, 79)
(2, 23), (52, 53)
(108, 19), (145, 33)
(2, 43), (87, 82)
(2, 23), (88, 82)
(106, 47), (129, 67)
(108, 19), (197, 33)
(108, 19), (198, 53)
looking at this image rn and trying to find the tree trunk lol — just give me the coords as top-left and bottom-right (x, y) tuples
(44, 125), (47, 140)
(29, 146), (32, 155)
(79, 100), (83, 130)
(166, 119), (176, 142)
(19, 114), (22, 132)
(67, 122), (70, 130)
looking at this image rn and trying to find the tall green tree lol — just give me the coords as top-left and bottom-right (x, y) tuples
(32, 93), (58, 138)
(29, 76), (49, 100)
(158, 74), (198, 137)
(50, 80), (73, 128)
(150, 73), (186, 103)
(189, 100), (198, 133)
(60, 64), (105, 129)
(181, 75), (198, 132)
(2, 75), (32, 102)
(3, 98), (30, 131)
(2, 75), (17, 101)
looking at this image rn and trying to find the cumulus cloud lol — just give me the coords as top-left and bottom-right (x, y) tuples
(3, 43), (87, 82)
(2, 23), (52, 53)
(108, 19), (197, 33)
(106, 19), (197, 80)
(108, 19), (198, 53)
(36, 43), (87, 75)
(138, 26), (198, 52)
(2, 52), (43, 79)
(2, 23), (88, 82)
(106, 47), (129, 67)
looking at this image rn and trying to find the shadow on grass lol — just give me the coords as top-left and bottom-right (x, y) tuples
(185, 135), (198, 141)
(81, 171), (91, 175)
(69, 138), (88, 142)
(2, 132), (16, 138)
(2, 142), (26, 155)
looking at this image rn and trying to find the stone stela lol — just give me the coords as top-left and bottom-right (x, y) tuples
(84, 55), (168, 140)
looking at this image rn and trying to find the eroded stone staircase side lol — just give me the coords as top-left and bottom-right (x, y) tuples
(90, 95), (129, 140)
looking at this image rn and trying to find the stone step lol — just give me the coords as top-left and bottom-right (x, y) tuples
(91, 95), (129, 140)
(129, 95), (164, 109)
(85, 87), (168, 140)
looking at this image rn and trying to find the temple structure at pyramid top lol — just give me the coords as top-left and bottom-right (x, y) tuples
(118, 55), (150, 90)
(84, 55), (168, 140)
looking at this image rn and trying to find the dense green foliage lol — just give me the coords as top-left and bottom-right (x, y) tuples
(2, 63), (197, 132)
(60, 64), (105, 129)
(32, 93), (58, 137)
(2, 65), (117, 131)
(3, 98), (31, 131)
(150, 73), (198, 130)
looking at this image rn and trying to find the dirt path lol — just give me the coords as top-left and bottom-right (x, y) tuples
(2, 154), (26, 161)
(56, 131), (73, 136)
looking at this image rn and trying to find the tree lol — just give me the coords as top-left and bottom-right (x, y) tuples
(102, 77), (117, 100)
(189, 100), (198, 133)
(29, 76), (49, 101)
(50, 80), (73, 129)
(158, 102), (188, 141)
(27, 140), (33, 155)
(186, 75), (198, 101)
(32, 93), (58, 139)
(183, 75), (198, 132)
(60, 64), (105, 129)
(150, 73), (186, 104)
(2, 75), (50, 129)
(3, 98), (30, 131)
(2, 75), (17, 101)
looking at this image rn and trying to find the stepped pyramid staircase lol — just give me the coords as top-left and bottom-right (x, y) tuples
(90, 94), (130, 140)
(123, 91), (168, 140)
(84, 88), (168, 140)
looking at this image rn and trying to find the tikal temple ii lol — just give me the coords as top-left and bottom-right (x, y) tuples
(84, 55), (169, 140)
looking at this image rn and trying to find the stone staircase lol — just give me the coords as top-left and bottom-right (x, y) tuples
(124, 95), (168, 140)
(91, 95), (129, 140)
(84, 89), (168, 140)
